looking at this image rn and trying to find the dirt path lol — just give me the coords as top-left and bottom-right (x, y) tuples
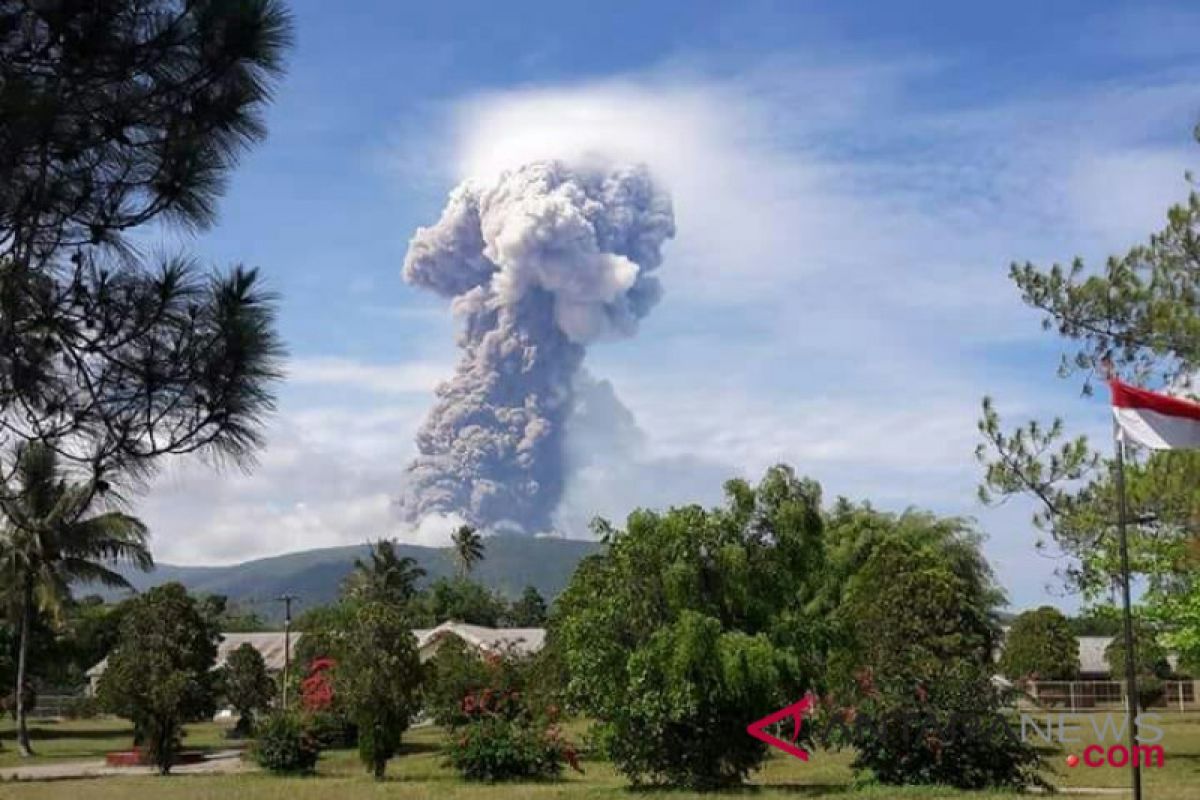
(0, 749), (249, 782)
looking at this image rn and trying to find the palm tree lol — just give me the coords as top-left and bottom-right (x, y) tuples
(345, 539), (426, 605)
(450, 525), (485, 578)
(0, 443), (152, 757)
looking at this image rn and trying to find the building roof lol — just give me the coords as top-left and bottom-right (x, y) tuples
(214, 632), (303, 672)
(86, 631), (303, 679)
(87, 623), (547, 680)
(413, 621), (546, 658)
(1077, 636), (1112, 676)
(1076, 635), (1180, 676)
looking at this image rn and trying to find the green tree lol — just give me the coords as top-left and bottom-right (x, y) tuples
(820, 501), (1003, 621)
(830, 534), (1001, 694)
(343, 539), (426, 605)
(1068, 608), (1125, 637)
(820, 518), (1044, 789)
(553, 465), (827, 789)
(335, 601), (422, 780)
(0, 442), (150, 757)
(414, 577), (507, 627)
(0, 0), (292, 494)
(507, 585), (547, 627)
(221, 643), (276, 737)
(976, 129), (1200, 668)
(42, 595), (131, 688)
(999, 606), (1079, 681)
(294, 601), (357, 667)
(451, 525), (485, 578)
(96, 583), (219, 774)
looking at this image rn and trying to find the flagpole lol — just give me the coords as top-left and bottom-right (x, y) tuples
(1112, 424), (1142, 800)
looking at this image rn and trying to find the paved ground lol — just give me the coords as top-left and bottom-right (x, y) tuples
(0, 749), (248, 782)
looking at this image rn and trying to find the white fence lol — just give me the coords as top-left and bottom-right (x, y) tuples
(1018, 680), (1199, 713)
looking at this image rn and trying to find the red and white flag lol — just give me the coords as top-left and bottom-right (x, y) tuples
(1110, 378), (1200, 450)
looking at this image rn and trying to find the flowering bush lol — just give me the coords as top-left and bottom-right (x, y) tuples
(299, 657), (356, 747)
(425, 639), (527, 726)
(250, 712), (321, 774)
(300, 657), (336, 712)
(444, 687), (582, 781)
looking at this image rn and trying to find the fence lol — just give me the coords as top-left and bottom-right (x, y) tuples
(1018, 680), (1200, 713)
(27, 693), (88, 719)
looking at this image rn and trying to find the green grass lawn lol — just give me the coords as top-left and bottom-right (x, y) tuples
(1, 713), (1198, 799)
(0, 717), (234, 769)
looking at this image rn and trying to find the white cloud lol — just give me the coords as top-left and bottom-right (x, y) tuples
(289, 356), (448, 396)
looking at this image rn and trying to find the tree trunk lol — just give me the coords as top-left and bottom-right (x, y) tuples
(15, 575), (34, 757)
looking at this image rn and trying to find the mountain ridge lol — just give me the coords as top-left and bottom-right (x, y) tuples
(91, 537), (603, 623)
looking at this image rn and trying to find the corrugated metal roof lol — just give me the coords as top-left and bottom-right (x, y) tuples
(414, 622), (546, 658)
(215, 632), (303, 672)
(88, 623), (547, 679)
(86, 631), (304, 678)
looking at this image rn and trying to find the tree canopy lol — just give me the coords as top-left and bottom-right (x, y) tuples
(976, 129), (1200, 670)
(0, 0), (292, 493)
(221, 642), (276, 736)
(553, 465), (827, 788)
(96, 582), (220, 774)
(999, 606), (1079, 681)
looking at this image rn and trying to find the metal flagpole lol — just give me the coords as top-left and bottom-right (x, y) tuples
(1112, 425), (1142, 800)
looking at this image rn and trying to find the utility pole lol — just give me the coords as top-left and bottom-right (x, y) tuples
(277, 594), (297, 710)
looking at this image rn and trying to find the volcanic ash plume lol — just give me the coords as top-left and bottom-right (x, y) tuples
(398, 161), (675, 533)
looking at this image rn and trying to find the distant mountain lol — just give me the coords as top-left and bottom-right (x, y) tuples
(90, 536), (603, 623)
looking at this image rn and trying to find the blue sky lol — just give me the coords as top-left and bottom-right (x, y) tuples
(138, 0), (1200, 611)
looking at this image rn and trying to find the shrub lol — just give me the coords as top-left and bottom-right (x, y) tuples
(250, 713), (321, 775)
(300, 657), (337, 712)
(599, 613), (798, 789)
(445, 688), (580, 781)
(424, 639), (529, 727)
(819, 663), (1046, 790)
(61, 696), (100, 720)
(296, 656), (357, 748)
(303, 709), (358, 749)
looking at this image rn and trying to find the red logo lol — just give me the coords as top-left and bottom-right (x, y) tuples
(746, 695), (814, 762)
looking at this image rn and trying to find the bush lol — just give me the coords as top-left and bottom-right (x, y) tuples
(250, 713), (321, 775)
(444, 688), (580, 781)
(303, 709), (358, 749)
(62, 696), (100, 720)
(424, 639), (529, 727)
(599, 613), (798, 789)
(818, 663), (1046, 790)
